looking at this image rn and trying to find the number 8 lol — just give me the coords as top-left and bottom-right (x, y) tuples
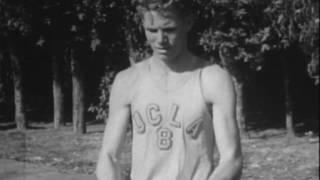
(157, 128), (173, 150)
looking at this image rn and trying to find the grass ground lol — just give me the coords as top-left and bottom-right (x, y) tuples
(0, 122), (318, 180)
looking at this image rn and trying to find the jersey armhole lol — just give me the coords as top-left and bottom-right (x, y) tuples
(125, 61), (146, 106)
(199, 66), (213, 115)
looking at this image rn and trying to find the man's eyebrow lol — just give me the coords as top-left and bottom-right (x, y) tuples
(162, 21), (177, 27)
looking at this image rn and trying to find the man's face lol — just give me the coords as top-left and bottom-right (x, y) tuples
(142, 10), (191, 61)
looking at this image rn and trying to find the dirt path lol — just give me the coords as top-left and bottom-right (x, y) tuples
(0, 159), (96, 180)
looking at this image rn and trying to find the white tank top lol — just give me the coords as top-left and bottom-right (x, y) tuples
(129, 60), (215, 180)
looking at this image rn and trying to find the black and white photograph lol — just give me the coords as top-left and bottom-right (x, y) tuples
(0, 0), (319, 180)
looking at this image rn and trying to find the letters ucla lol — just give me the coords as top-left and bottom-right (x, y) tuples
(132, 103), (203, 150)
(129, 61), (215, 180)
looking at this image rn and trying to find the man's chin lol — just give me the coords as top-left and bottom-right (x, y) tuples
(154, 51), (184, 62)
(156, 50), (169, 54)
(154, 52), (170, 59)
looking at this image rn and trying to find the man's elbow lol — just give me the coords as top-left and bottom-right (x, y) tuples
(221, 151), (243, 179)
(96, 159), (105, 180)
(95, 154), (110, 180)
(234, 154), (243, 176)
(95, 167), (104, 180)
(96, 149), (119, 180)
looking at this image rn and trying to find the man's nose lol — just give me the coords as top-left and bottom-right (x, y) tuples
(157, 30), (168, 44)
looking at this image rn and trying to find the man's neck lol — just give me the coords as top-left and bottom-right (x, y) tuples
(151, 51), (196, 74)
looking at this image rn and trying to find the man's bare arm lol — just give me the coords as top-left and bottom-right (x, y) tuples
(203, 65), (243, 180)
(96, 71), (132, 180)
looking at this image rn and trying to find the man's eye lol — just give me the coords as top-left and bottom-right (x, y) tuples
(164, 28), (176, 33)
(147, 29), (157, 33)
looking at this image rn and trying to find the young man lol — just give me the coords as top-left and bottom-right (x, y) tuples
(96, 0), (243, 180)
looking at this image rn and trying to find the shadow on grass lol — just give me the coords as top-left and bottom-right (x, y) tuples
(247, 130), (287, 140)
(85, 130), (104, 135)
(0, 123), (16, 131)
(86, 119), (105, 126)
(0, 123), (47, 131)
(27, 125), (47, 130)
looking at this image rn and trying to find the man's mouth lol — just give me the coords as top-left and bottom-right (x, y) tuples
(155, 46), (169, 52)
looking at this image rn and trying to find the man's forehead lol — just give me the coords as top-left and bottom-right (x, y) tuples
(143, 11), (179, 27)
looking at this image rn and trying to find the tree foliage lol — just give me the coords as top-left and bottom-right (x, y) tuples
(0, 0), (317, 130)
(264, 0), (319, 50)
(88, 67), (115, 122)
(195, 1), (271, 81)
(0, 0), (33, 36)
(90, 0), (318, 123)
(264, 0), (319, 84)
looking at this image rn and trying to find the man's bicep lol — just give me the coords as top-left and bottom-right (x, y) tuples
(212, 103), (240, 159)
(102, 107), (130, 157)
(101, 72), (131, 157)
(108, 71), (131, 114)
(202, 66), (240, 159)
(211, 74), (241, 160)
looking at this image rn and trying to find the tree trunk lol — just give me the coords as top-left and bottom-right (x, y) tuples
(283, 58), (295, 138)
(9, 47), (26, 130)
(52, 57), (65, 129)
(70, 49), (86, 134)
(234, 78), (248, 138)
(0, 54), (4, 104)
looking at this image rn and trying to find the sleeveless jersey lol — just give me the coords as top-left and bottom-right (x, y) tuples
(129, 60), (215, 180)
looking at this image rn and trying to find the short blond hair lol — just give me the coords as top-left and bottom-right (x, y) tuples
(136, 0), (193, 18)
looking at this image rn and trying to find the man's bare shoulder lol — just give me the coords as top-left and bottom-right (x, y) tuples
(108, 61), (145, 106)
(110, 60), (148, 106)
(202, 64), (232, 83)
(113, 60), (147, 87)
(202, 64), (235, 102)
